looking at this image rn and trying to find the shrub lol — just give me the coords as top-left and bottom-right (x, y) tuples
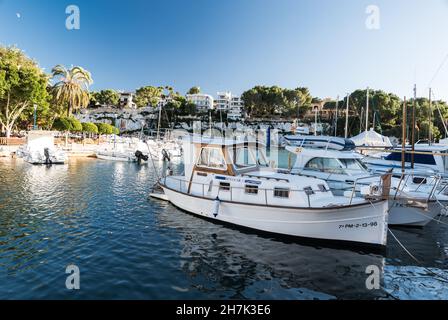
(82, 122), (98, 134)
(68, 117), (82, 132)
(97, 123), (113, 135)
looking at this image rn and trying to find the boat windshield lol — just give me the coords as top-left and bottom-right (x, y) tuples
(305, 157), (368, 175)
(339, 158), (369, 175)
(228, 146), (269, 169)
(197, 147), (227, 170)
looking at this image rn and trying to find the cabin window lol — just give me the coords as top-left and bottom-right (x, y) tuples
(304, 186), (314, 196)
(274, 188), (290, 198)
(245, 184), (259, 195)
(219, 182), (231, 191)
(317, 184), (328, 192)
(385, 152), (436, 165)
(197, 148), (226, 170)
(228, 145), (268, 169)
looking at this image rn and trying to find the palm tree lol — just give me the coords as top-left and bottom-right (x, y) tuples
(51, 65), (93, 116)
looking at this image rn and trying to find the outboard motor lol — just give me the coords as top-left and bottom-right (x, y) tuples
(161, 149), (171, 162)
(44, 148), (52, 165)
(135, 150), (149, 164)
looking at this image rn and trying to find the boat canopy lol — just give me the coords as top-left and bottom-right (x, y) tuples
(284, 135), (356, 151)
(351, 129), (392, 147)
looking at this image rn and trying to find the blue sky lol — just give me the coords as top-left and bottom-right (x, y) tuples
(1, 0), (448, 100)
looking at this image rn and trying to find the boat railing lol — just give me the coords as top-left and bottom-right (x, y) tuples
(348, 173), (389, 205)
(161, 174), (389, 208)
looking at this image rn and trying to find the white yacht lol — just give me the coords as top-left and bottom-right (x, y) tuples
(152, 137), (390, 248)
(286, 145), (446, 227)
(18, 131), (67, 165)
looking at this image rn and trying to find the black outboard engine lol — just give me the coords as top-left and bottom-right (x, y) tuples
(44, 148), (52, 165)
(161, 149), (171, 162)
(135, 150), (149, 164)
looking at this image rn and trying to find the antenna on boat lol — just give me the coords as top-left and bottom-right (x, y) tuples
(344, 93), (350, 139)
(365, 87), (370, 132)
(334, 96), (339, 137)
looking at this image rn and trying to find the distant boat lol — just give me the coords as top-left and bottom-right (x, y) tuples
(96, 138), (149, 163)
(18, 131), (67, 165)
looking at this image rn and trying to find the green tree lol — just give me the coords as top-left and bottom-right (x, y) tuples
(187, 86), (201, 95)
(134, 86), (163, 108)
(0, 46), (50, 138)
(52, 117), (73, 132)
(283, 87), (313, 117)
(90, 89), (119, 107)
(51, 65), (93, 116)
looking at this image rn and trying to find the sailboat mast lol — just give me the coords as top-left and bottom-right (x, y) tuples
(365, 87), (369, 132)
(334, 96), (339, 137)
(344, 94), (349, 139)
(411, 85), (416, 169)
(429, 88), (432, 145)
(402, 97), (407, 174)
(156, 105), (162, 141)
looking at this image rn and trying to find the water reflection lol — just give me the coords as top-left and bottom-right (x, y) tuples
(155, 203), (387, 299)
(1, 157), (448, 299)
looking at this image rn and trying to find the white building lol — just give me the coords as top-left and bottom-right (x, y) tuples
(186, 93), (214, 111)
(215, 92), (232, 111)
(228, 95), (244, 120)
(119, 92), (137, 109)
(213, 92), (244, 120)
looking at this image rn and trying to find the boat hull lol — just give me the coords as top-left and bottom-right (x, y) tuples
(96, 154), (136, 162)
(389, 200), (440, 227)
(161, 185), (388, 247)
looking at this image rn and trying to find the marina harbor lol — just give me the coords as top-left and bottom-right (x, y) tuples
(2, 0), (448, 303)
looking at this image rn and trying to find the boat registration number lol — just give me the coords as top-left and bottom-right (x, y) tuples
(339, 221), (378, 229)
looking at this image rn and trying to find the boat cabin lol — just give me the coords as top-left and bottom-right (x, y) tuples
(167, 137), (338, 208)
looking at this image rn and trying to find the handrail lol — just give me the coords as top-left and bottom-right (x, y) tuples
(160, 173), (389, 208)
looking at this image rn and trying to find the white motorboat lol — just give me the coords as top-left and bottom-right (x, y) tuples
(153, 137), (390, 248)
(19, 131), (67, 165)
(96, 138), (149, 163)
(363, 144), (448, 175)
(286, 144), (446, 227)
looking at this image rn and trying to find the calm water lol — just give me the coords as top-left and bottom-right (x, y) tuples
(1, 156), (448, 300)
